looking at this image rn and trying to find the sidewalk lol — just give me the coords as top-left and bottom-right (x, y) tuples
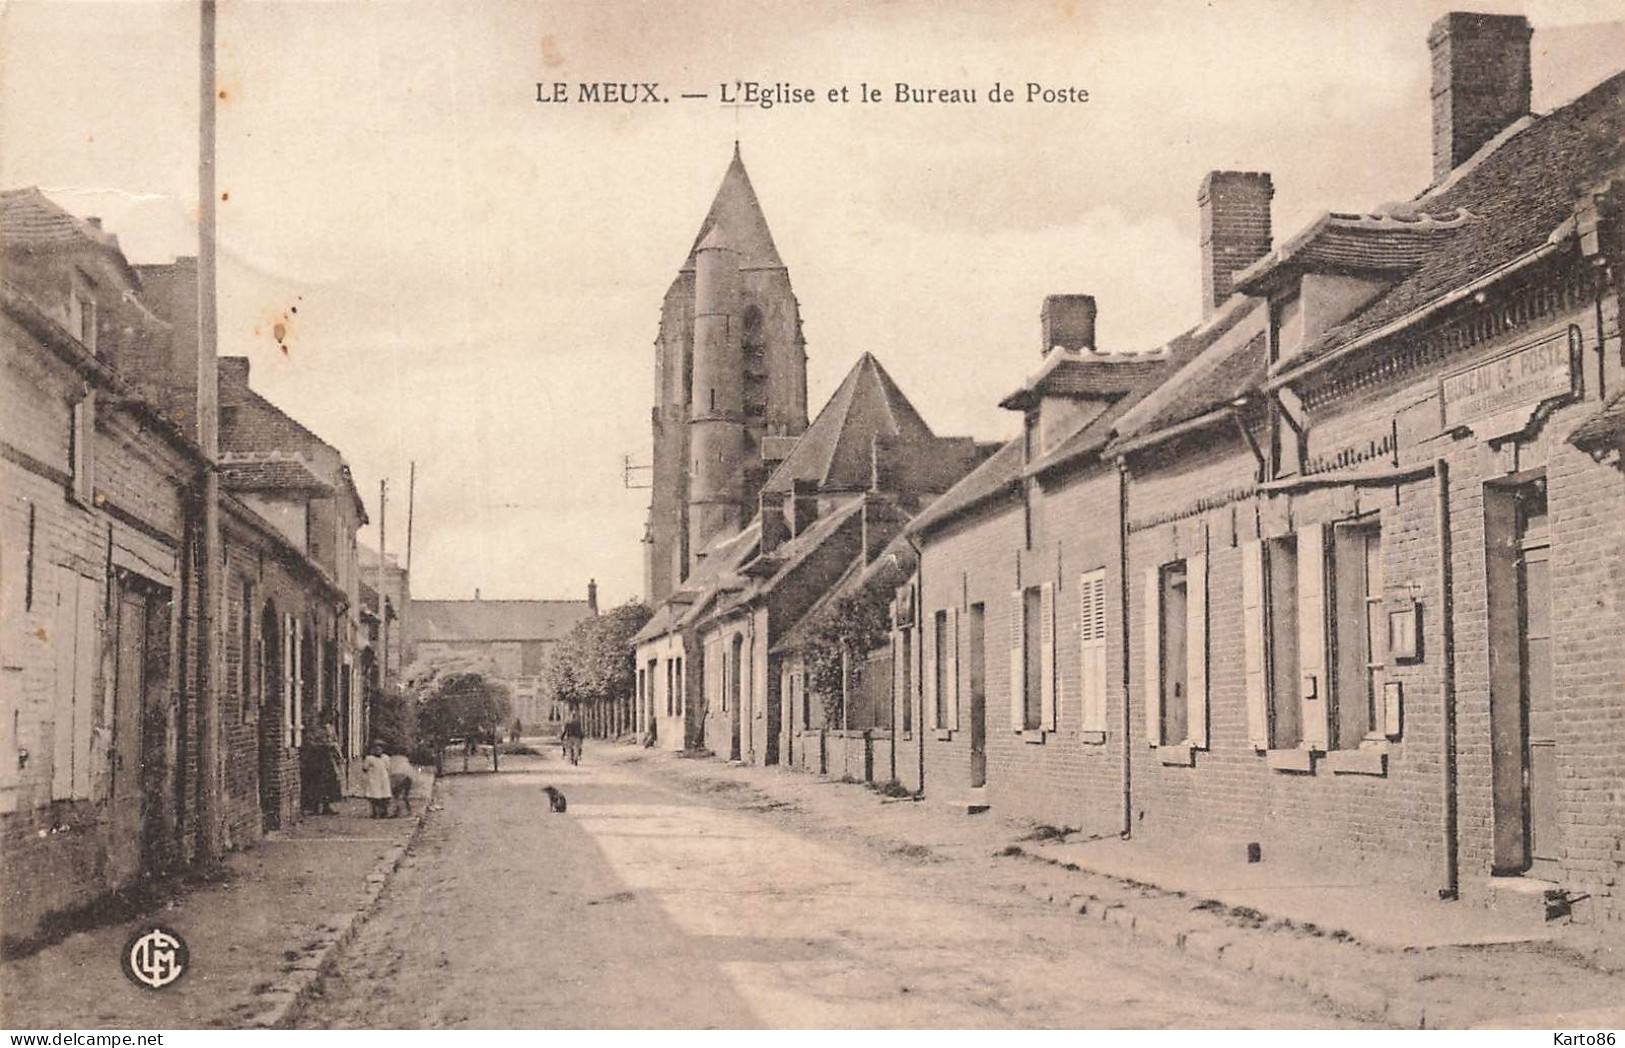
(638, 748), (1625, 1030)
(0, 771), (434, 1031)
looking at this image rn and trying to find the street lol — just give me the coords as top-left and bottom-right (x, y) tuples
(296, 745), (1358, 1029)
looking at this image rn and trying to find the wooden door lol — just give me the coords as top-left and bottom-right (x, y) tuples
(109, 588), (148, 887)
(968, 605), (987, 788)
(1520, 509), (1560, 878)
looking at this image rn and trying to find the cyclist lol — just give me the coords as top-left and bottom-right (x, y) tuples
(561, 713), (584, 765)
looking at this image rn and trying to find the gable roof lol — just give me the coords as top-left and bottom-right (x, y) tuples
(763, 352), (937, 494)
(998, 350), (1169, 410)
(632, 520), (762, 645)
(1107, 295), (1269, 450)
(679, 146), (784, 272)
(1278, 69), (1625, 379)
(0, 187), (140, 285)
(408, 599), (592, 645)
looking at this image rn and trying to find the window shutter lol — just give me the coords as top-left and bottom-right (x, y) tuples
(1009, 590), (1025, 731)
(1241, 540), (1270, 750)
(1079, 571), (1107, 733)
(72, 575), (98, 799)
(924, 617), (938, 730)
(1143, 568), (1162, 745)
(1297, 523), (1330, 749)
(947, 607), (961, 730)
(52, 572), (79, 799)
(293, 626), (304, 748)
(282, 616), (294, 749)
(1185, 552), (1209, 748)
(1040, 582), (1057, 731)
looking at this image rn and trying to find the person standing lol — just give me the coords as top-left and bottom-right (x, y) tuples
(362, 743), (391, 818)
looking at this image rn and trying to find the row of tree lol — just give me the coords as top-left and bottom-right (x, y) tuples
(540, 601), (651, 737)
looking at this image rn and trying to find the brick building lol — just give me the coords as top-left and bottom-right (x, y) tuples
(407, 589), (597, 731)
(1, 189), (374, 943)
(1124, 14), (1623, 916)
(896, 292), (1208, 825)
(0, 189), (209, 943)
(881, 13), (1625, 921)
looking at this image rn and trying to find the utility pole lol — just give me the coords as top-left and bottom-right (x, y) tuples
(378, 479), (389, 689)
(195, 0), (223, 864)
(405, 460), (416, 574)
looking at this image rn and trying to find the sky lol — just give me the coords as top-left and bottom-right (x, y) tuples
(3, 0), (1622, 606)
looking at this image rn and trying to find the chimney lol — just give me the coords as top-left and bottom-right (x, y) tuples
(1040, 295), (1097, 354)
(791, 478), (820, 536)
(1199, 171), (1274, 317)
(474, 588), (481, 601)
(759, 492), (790, 554)
(1429, 13), (1532, 183)
(587, 578), (598, 615)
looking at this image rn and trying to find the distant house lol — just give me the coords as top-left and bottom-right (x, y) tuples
(407, 586), (597, 730)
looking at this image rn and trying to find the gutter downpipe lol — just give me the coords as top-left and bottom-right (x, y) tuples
(1117, 459), (1133, 839)
(1437, 457), (1459, 900)
(901, 530), (925, 799)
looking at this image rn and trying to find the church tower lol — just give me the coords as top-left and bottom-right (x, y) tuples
(644, 147), (808, 604)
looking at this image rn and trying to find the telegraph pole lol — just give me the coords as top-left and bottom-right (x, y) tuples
(378, 479), (389, 687)
(196, 0), (223, 864)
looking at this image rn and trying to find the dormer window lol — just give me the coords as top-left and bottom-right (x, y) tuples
(68, 273), (97, 354)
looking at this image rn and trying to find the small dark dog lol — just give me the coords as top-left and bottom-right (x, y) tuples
(542, 785), (567, 813)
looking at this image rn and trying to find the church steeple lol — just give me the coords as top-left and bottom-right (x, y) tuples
(680, 145), (785, 272)
(643, 148), (809, 604)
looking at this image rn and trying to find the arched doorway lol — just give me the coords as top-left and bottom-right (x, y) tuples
(259, 603), (281, 830)
(729, 634), (743, 762)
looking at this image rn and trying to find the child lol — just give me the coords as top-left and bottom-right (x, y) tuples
(362, 743), (391, 818)
(388, 752), (415, 817)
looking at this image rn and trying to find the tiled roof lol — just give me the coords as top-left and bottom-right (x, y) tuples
(679, 146), (784, 271)
(1233, 210), (1475, 296)
(716, 497), (866, 613)
(219, 456), (334, 495)
(763, 352), (937, 494)
(633, 521), (762, 644)
(1107, 296), (1269, 448)
(999, 350), (1170, 410)
(1284, 70), (1625, 373)
(1, 187), (139, 284)
(407, 599), (593, 644)
(905, 436), (1023, 537)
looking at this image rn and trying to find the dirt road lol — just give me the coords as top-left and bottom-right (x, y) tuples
(297, 746), (1358, 1029)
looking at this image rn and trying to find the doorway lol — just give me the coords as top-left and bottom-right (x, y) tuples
(1487, 479), (1561, 877)
(968, 603), (987, 788)
(729, 635), (743, 762)
(765, 655), (781, 766)
(109, 575), (171, 886)
(260, 604), (282, 830)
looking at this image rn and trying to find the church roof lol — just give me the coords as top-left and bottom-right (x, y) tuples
(763, 352), (937, 494)
(680, 146), (785, 271)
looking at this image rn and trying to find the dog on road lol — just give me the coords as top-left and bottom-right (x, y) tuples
(542, 785), (567, 813)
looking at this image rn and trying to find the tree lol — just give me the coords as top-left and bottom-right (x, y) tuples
(802, 588), (891, 725)
(543, 601), (652, 737)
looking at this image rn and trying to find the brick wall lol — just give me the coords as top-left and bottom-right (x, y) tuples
(1, 325), (199, 944)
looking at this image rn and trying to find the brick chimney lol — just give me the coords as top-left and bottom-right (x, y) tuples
(1429, 12), (1532, 183)
(1199, 171), (1273, 317)
(759, 492), (790, 554)
(1041, 295), (1097, 354)
(790, 478), (820, 536)
(587, 578), (598, 615)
